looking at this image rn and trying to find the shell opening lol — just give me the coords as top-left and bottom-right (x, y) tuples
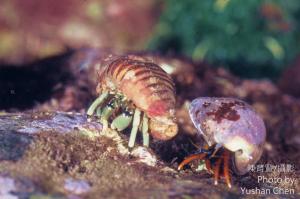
(222, 136), (262, 175)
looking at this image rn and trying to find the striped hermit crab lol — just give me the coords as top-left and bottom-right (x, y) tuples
(178, 97), (266, 188)
(87, 55), (178, 147)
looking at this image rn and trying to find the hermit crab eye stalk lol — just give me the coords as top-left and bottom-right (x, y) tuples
(87, 55), (178, 148)
(178, 97), (266, 188)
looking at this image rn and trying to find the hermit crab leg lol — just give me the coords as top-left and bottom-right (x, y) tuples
(101, 100), (117, 120)
(96, 107), (102, 117)
(128, 109), (141, 148)
(98, 98), (119, 129)
(205, 159), (212, 173)
(178, 153), (207, 170)
(213, 158), (223, 185)
(202, 145), (213, 173)
(142, 114), (149, 147)
(223, 150), (232, 188)
(87, 91), (109, 116)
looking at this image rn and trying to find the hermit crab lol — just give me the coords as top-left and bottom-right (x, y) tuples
(178, 97), (266, 188)
(87, 55), (178, 147)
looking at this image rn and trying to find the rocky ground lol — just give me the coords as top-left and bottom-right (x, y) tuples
(0, 49), (299, 199)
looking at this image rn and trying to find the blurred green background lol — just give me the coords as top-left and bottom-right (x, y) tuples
(149, 0), (300, 78)
(1, 0), (300, 79)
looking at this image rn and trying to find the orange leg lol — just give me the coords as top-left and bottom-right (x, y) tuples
(213, 158), (222, 185)
(178, 153), (207, 170)
(223, 150), (232, 188)
(205, 159), (212, 173)
(203, 144), (212, 172)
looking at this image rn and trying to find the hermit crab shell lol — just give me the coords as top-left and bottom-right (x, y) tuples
(97, 55), (178, 140)
(189, 97), (266, 175)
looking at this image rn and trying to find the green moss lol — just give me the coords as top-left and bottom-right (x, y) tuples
(0, 131), (167, 198)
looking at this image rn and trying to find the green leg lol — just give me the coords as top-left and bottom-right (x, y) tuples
(100, 98), (119, 130)
(101, 103), (116, 121)
(142, 114), (149, 147)
(128, 109), (141, 148)
(87, 91), (109, 116)
(96, 107), (102, 117)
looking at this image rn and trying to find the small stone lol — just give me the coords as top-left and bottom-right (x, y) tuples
(64, 178), (91, 195)
(0, 174), (38, 199)
(0, 176), (17, 199)
(131, 146), (157, 167)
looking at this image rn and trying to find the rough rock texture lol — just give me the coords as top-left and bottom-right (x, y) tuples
(0, 49), (299, 198)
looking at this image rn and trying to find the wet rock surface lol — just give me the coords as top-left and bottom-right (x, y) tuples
(0, 50), (299, 198)
(0, 174), (40, 199)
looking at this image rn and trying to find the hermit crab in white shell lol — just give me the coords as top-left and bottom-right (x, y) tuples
(87, 55), (178, 147)
(178, 97), (266, 188)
